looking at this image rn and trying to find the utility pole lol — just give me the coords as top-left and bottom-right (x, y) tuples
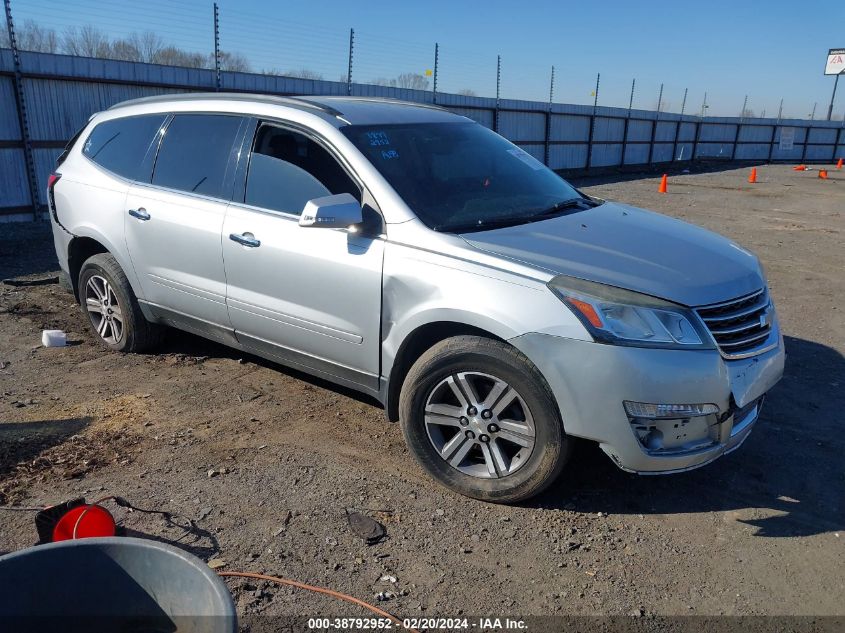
(213, 2), (221, 91)
(346, 28), (354, 96)
(548, 65), (555, 106)
(740, 94), (748, 121)
(810, 102), (817, 120)
(628, 78), (636, 112)
(700, 91), (708, 117)
(432, 42), (439, 104)
(777, 98), (783, 121)
(680, 87), (688, 115)
(827, 74), (840, 120)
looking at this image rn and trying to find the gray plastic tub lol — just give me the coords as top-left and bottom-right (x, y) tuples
(0, 536), (236, 633)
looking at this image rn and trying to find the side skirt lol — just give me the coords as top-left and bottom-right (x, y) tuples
(140, 301), (385, 404)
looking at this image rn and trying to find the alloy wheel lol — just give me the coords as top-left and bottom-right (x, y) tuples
(424, 371), (536, 479)
(85, 274), (124, 345)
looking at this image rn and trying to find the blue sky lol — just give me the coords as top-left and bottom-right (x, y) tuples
(13, 0), (845, 118)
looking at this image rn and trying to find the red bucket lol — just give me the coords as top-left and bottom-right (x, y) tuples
(52, 504), (116, 541)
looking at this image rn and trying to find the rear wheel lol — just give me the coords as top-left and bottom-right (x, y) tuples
(399, 335), (571, 503)
(78, 253), (163, 353)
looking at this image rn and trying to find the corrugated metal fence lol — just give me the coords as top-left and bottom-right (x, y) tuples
(3, 49), (845, 221)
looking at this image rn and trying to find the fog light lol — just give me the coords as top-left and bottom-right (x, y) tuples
(623, 401), (719, 419)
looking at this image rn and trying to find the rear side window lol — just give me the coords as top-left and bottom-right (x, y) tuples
(82, 115), (166, 180)
(152, 114), (243, 199)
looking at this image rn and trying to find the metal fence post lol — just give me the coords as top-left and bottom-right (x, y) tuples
(432, 42), (439, 104)
(544, 65), (554, 166)
(494, 55), (501, 132)
(768, 123), (778, 163)
(213, 2), (221, 91)
(731, 95), (747, 161)
(346, 28), (354, 96)
(621, 78), (634, 168)
(767, 102), (781, 163)
(800, 124), (809, 163)
(672, 87), (687, 161)
(586, 72), (599, 170)
(692, 116), (703, 163)
(647, 83), (662, 165)
(4, 0), (41, 221)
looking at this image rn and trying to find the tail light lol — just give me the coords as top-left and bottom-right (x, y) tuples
(47, 172), (61, 221)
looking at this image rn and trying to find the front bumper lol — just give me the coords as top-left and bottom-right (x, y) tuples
(510, 328), (785, 474)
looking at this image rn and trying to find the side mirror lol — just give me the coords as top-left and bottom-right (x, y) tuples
(299, 193), (362, 229)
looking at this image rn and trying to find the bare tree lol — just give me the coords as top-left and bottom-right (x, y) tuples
(395, 72), (429, 90)
(740, 108), (756, 118)
(152, 46), (207, 68)
(1, 19), (59, 52)
(109, 38), (141, 62)
(62, 25), (112, 58)
(128, 31), (165, 63)
(217, 51), (251, 72)
(370, 73), (430, 90)
(457, 88), (477, 97)
(284, 68), (323, 80)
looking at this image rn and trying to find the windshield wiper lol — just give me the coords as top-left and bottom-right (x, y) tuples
(525, 196), (599, 220)
(434, 216), (538, 233)
(435, 197), (600, 234)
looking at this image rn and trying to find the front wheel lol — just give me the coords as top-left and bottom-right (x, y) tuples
(399, 336), (571, 503)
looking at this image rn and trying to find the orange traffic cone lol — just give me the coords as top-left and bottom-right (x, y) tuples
(793, 165), (807, 171)
(819, 169), (828, 179)
(837, 158), (843, 170)
(658, 174), (668, 193)
(748, 167), (757, 183)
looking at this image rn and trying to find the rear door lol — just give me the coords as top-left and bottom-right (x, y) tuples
(124, 113), (248, 337)
(222, 121), (385, 390)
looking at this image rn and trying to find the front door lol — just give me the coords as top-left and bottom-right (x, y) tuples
(222, 123), (384, 390)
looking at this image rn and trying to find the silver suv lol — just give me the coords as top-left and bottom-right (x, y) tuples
(48, 94), (785, 502)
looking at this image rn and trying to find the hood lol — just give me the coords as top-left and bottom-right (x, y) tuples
(462, 202), (764, 306)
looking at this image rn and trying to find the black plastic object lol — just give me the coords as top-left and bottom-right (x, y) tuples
(34, 497), (86, 543)
(0, 537), (237, 633)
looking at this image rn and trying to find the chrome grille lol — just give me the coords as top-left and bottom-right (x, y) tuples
(695, 289), (774, 358)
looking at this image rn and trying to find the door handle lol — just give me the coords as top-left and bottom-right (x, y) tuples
(128, 207), (150, 221)
(229, 232), (261, 248)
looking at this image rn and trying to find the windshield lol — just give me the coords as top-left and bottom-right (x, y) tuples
(341, 122), (588, 232)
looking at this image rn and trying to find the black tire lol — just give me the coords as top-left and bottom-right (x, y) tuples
(399, 335), (571, 503)
(78, 253), (164, 353)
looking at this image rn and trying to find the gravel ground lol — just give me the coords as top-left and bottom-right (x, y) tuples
(0, 164), (843, 625)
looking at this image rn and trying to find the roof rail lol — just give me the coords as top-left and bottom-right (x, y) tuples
(309, 96), (449, 113)
(107, 92), (344, 117)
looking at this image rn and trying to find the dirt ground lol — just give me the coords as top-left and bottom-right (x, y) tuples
(0, 164), (843, 624)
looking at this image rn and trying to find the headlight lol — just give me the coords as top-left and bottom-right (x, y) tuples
(547, 275), (712, 349)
